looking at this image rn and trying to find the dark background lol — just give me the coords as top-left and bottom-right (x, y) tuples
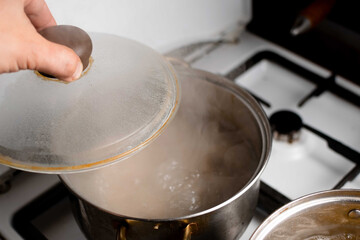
(247, 0), (360, 86)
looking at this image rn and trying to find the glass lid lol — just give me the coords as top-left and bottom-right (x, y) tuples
(0, 30), (180, 173)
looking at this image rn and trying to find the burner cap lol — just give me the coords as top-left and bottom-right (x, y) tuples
(269, 110), (303, 143)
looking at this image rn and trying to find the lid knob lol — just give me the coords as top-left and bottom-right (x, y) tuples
(38, 25), (93, 77)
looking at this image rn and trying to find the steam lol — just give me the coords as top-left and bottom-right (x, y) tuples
(63, 66), (261, 219)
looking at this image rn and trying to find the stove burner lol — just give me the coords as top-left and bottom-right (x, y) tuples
(0, 169), (20, 194)
(269, 110), (303, 143)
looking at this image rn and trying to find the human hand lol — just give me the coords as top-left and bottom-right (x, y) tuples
(0, 0), (82, 81)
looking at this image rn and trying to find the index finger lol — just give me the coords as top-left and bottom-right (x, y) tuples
(24, 0), (56, 31)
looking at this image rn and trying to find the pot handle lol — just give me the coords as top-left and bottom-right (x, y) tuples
(183, 223), (195, 240)
(115, 223), (196, 240)
(165, 56), (191, 68)
(116, 225), (127, 240)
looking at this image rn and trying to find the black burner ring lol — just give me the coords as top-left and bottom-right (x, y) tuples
(269, 110), (303, 142)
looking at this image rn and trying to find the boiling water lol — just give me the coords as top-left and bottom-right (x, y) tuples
(263, 213), (360, 240)
(64, 113), (257, 219)
(304, 234), (359, 240)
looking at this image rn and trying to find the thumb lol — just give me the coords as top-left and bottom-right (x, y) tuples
(32, 37), (83, 82)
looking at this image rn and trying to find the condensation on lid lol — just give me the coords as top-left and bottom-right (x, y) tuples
(0, 33), (180, 173)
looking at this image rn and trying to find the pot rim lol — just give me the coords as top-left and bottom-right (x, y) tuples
(59, 67), (272, 222)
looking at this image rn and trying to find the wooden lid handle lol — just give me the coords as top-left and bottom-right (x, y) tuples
(39, 25), (93, 70)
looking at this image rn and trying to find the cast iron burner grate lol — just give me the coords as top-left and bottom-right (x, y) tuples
(226, 50), (360, 211)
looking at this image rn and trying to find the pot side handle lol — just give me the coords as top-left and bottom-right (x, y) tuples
(183, 223), (194, 240)
(116, 225), (127, 240)
(115, 223), (195, 240)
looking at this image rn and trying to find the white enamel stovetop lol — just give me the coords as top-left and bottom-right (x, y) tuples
(0, 31), (359, 240)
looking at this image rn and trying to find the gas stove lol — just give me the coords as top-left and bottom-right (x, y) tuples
(189, 31), (360, 239)
(0, 30), (359, 240)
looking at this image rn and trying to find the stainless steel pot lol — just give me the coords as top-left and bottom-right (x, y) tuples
(60, 61), (272, 240)
(250, 190), (360, 240)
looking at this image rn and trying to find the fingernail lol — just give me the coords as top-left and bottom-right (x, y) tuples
(72, 61), (83, 81)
